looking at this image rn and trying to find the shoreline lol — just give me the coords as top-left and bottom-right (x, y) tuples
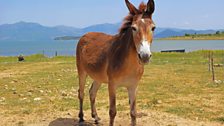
(158, 35), (224, 40)
(158, 38), (224, 40)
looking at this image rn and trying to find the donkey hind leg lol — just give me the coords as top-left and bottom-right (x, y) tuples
(89, 81), (101, 123)
(78, 72), (87, 122)
(128, 87), (137, 126)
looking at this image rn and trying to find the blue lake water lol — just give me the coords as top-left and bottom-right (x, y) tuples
(0, 40), (224, 56)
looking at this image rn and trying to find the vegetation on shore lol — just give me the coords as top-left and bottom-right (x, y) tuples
(54, 36), (80, 40)
(1, 51), (224, 125)
(162, 31), (224, 40)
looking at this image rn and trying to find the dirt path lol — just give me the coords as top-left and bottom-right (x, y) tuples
(2, 109), (223, 126)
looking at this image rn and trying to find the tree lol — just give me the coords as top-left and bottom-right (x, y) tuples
(216, 31), (220, 35)
(185, 33), (190, 36)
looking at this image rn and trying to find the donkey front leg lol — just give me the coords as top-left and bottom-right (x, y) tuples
(89, 81), (101, 123)
(108, 84), (117, 126)
(128, 86), (137, 126)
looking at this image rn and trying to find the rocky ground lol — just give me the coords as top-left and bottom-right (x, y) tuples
(1, 109), (223, 126)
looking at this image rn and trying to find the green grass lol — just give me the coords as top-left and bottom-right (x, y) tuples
(1, 51), (224, 123)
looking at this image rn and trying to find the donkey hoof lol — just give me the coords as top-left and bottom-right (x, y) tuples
(79, 118), (85, 122)
(94, 117), (101, 123)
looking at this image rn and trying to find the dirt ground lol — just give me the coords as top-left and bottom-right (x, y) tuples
(1, 109), (223, 126)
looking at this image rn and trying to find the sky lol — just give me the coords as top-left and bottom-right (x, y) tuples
(0, 0), (224, 30)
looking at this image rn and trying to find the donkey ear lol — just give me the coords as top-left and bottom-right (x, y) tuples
(125, 0), (139, 15)
(144, 0), (155, 17)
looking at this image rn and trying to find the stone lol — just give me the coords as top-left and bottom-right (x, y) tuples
(0, 97), (6, 102)
(34, 97), (42, 101)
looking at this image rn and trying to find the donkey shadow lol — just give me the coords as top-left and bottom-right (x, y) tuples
(49, 118), (103, 126)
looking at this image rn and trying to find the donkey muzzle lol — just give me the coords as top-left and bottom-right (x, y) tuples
(139, 53), (151, 64)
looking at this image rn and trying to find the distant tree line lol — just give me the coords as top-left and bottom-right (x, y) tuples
(184, 30), (224, 37)
(54, 36), (81, 40)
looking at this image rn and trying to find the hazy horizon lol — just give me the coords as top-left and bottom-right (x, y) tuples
(1, 21), (224, 31)
(1, 0), (224, 30)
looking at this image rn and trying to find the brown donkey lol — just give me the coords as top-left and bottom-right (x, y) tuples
(76, 0), (155, 125)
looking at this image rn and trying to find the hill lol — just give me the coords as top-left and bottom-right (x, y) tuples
(0, 21), (220, 41)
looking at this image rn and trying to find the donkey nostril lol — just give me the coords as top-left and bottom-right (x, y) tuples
(142, 54), (149, 59)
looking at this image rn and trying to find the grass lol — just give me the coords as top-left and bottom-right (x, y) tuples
(1, 51), (224, 124)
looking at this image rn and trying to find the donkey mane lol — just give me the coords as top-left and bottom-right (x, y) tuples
(109, 29), (134, 70)
(119, 2), (147, 34)
(110, 2), (147, 70)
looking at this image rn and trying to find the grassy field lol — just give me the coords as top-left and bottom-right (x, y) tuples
(1, 51), (224, 125)
(162, 32), (224, 40)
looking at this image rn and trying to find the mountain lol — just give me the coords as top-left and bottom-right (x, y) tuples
(154, 28), (217, 38)
(0, 21), (221, 41)
(82, 23), (121, 35)
(0, 21), (81, 41)
(155, 29), (182, 38)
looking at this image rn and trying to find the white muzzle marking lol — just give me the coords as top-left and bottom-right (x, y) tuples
(138, 40), (151, 56)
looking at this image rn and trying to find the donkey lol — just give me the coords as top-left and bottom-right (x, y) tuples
(76, 0), (155, 125)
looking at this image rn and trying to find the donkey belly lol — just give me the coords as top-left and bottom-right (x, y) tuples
(85, 67), (109, 83)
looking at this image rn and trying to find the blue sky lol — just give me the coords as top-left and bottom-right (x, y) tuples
(0, 0), (224, 30)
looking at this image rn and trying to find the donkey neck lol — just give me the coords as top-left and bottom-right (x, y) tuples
(109, 28), (140, 70)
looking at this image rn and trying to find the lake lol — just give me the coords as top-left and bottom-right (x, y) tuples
(0, 40), (224, 56)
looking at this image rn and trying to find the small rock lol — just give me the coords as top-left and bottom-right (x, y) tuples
(157, 100), (162, 104)
(46, 90), (52, 94)
(20, 98), (27, 101)
(61, 91), (67, 96)
(19, 94), (24, 97)
(214, 80), (222, 84)
(10, 80), (18, 84)
(71, 87), (76, 92)
(57, 79), (61, 81)
(0, 97), (6, 102)
(39, 90), (44, 93)
(11, 88), (16, 91)
(50, 97), (55, 102)
(34, 97), (42, 101)
(27, 92), (32, 96)
(195, 117), (199, 121)
(28, 89), (34, 92)
(13, 91), (17, 94)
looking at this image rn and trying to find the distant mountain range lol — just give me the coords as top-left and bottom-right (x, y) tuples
(0, 21), (221, 41)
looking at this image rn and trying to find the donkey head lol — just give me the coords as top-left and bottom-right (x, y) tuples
(125, 0), (156, 64)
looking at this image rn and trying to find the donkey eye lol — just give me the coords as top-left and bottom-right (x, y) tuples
(131, 26), (137, 32)
(152, 26), (156, 32)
